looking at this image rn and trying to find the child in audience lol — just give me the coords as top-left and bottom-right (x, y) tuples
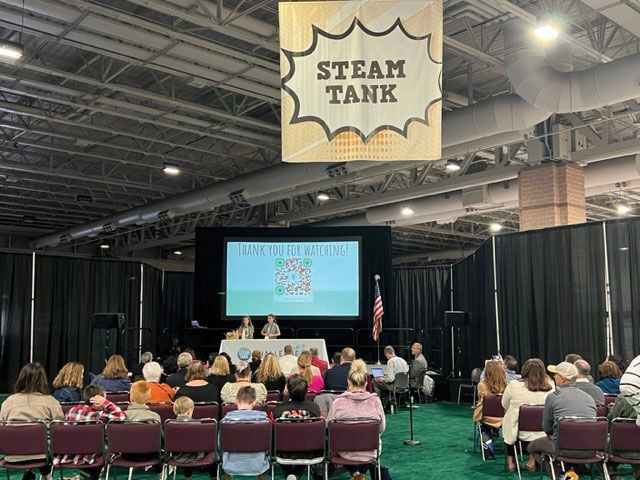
(171, 397), (217, 480)
(220, 386), (269, 480)
(125, 381), (161, 422)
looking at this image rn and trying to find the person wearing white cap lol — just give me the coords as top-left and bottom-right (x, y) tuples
(527, 361), (597, 473)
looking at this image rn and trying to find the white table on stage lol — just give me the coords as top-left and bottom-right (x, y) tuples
(219, 338), (329, 365)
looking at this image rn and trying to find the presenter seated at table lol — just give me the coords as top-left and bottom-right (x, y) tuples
(237, 315), (254, 339)
(260, 313), (281, 339)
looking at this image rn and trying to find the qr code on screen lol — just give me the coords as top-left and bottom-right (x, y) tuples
(274, 257), (312, 302)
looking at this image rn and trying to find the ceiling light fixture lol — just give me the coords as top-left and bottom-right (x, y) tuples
(616, 204), (632, 215)
(317, 192), (330, 201)
(533, 23), (560, 41)
(401, 206), (414, 216)
(174, 250), (182, 255)
(445, 159), (461, 172)
(0, 40), (23, 61)
(99, 243), (110, 250)
(163, 163), (180, 175)
(490, 223), (503, 233)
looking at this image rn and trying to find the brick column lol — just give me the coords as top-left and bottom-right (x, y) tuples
(518, 162), (586, 231)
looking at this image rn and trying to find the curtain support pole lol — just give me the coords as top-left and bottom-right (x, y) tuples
(29, 251), (36, 363)
(602, 222), (614, 357)
(491, 236), (501, 354)
(139, 263), (144, 361)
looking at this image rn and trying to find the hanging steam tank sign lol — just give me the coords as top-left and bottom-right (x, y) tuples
(279, 0), (442, 163)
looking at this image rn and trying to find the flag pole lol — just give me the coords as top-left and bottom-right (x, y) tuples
(376, 336), (381, 365)
(374, 274), (382, 365)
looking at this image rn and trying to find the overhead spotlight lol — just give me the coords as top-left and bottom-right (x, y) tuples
(533, 23), (560, 41)
(0, 40), (24, 61)
(174, 250), (182, 255)
(490, 223), (503, 233)
(99, 243), (110, 250)
(316, 192), (330, 201)
(616, 204), (632, 215)
(620, 247), (630, 251)
(445, 159), (461, 172)
(163, 163), (180, 175)
(401, 206), (414, 216)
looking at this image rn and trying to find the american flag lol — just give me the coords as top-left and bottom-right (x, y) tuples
(372, 275), (383, 341)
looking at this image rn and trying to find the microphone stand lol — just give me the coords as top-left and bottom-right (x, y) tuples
(403, 395), (421, 446)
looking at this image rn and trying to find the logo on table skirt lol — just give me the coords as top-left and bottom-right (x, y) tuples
(237, 348), (251, 361)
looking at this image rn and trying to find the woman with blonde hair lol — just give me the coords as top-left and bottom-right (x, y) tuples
(295, 351), (324, 393)
(474, 359), (508, 459)
(52, 362), (84, 403)
(207, 355), (235, 391)
(253, 353), (285, 392)
(90, 354), (131, 392)
(327, 359), (385, 478)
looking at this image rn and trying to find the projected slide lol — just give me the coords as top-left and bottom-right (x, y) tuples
(226, 240), (359, 316)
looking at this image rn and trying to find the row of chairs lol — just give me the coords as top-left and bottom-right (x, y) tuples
(103, 390), (319, 405)
(476, 395), (640, 480)
(0, 417), (381, 480)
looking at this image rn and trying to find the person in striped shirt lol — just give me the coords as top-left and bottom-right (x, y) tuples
(620, 354), (640, 426)
(55, 384), (126, 479)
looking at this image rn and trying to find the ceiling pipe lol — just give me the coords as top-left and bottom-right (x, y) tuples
(503, 20), (640, 113)
(392, 248), (476, 265)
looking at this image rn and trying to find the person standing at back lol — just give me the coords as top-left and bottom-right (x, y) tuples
(260, 314), (280, 339)
(324, 347), (355, 391)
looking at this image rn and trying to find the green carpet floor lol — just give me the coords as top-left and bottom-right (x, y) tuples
(3, 402), (629, 479)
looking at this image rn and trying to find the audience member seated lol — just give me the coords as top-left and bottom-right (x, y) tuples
(0, 362), (64, 480)
(207, 355), (235, 392)
(330, 352), (342, 369)
(574, 359), (605, 405)
(528, 362), (596, 474)
(607, 391), (640, 480)
(253, 353), (286, 393)
(249, 350), (262, 372)
(171, 397), (216, 480)
(166, 352), (193, 389)
(125, 381), (162, 422)
(206, 352), (218, 369)
(480, 355), (521, 383)
(309, 347), (329, 376)
(174, 363), (220, 403)
(52, 361), (84, 403)
(90, 355), (131, 392)
(274, 374), (322, 480)
(409, 343), (428, 388)
(620, 354), (640, 426)
(606, 354), (628, 374)
(290, 350), (321, 377)
(293, 352), (324, 393)
(565, 353), (594, 382)
(373, 346), (409, 406)
(132, 351), (153, 381)
(324, 348), (355, 391)
(327, 359), (386, 479)
(220, 361), (267, 405)
(502, 358), (554, 471)
(597, 360), (622, 394)
(278, 345), (298, 374)
(220, 386), (269, 480)
(219, 352), (236, 375)
(143, 361), (174, 403)
(58, 384), (126, 480)
(474, 360), (507, 459)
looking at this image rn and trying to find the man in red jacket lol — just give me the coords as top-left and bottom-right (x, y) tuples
(310, 347), (328, 375)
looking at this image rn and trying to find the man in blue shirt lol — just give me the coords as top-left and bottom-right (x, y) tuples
(324, 347), (355, 391)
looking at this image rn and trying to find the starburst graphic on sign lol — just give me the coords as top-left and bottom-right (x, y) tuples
(281, 17), (442, 144)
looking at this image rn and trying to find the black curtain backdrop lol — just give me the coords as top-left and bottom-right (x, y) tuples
(605, 218), (640, 361)
(143, 265), (163, 357)
(452, 241), (497, 376)
(33, 256), (140, 381)
(161, 271), (194, 352)
(0, 254), (32, 392)
(392, 266), (451, 366)
(495, 223), (607, 368)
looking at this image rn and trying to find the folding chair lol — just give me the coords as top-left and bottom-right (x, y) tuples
(266, 391), (282, 403)
(192, 402), (219, 421)
(60, 403), (82, 416)
(164, 419), (217, 480)
(272, 417), (325, 480)
(390, 372), (409, 412)
(106, 392), (130, 403)
(106, 420), (162, 480)
(474, 394), (505, 460)
(148, 403), (175, 424)
(458, 367), (483, 404)
(220, 403), (237, 418)
(513, 404), (545, 480)
(410, 368), (428, 404)
(218, 420), (271, 479)
(604, 395), (617, 408)
(327, 418), (381, 480)
(114, 402), (129, 411)
(609, 418), (640, 477)
(266, 402), (280, 418)
(305, 392), (318, 403)
(0, 420), (49, 480)
(541, 417), (609, 480)
(596, 404), (607, 417)
(50, 420), (105, 479)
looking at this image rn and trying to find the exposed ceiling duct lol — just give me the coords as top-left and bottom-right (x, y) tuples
(29, 94), (551, 249)
(503, 20), (640, 113)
